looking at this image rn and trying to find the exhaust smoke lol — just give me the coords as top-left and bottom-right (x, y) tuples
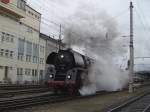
(63, 2), (129, 95)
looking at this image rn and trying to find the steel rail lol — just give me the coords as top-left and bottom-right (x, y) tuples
(0, 84), (46, 90)
(143, 104), (150, 112)
(0, 93), (63, 111)
(108, 91), (150, 112)
(0, 90), (118, 111)
(0, 88), (50, 98)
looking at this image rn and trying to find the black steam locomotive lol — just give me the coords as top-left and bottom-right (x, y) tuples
(45, 48), (93, 94)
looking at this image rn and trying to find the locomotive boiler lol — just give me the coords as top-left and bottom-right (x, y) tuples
(45, 48), (93, 94)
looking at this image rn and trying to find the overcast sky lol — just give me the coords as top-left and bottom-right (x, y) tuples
(27, 0), (150, 71)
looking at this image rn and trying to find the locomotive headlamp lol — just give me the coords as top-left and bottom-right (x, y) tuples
(67, 75), (71, 79)
(49, 74), (53, 78)
(60, 54), (64, 58)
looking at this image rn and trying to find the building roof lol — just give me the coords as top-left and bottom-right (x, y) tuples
(26, 5), (41, 15)
(40, 33), (65, 47)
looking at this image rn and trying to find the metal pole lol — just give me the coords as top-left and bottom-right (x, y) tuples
(129, 1), (134, 93)
(58, 24), (62, 51)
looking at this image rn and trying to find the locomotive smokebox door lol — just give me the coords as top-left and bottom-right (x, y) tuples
(46, 52), (57, 64)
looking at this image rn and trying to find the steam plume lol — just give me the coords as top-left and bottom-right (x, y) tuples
(63, 2), (129, 95)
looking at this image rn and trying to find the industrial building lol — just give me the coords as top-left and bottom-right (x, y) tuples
(0, 0), (46, 84)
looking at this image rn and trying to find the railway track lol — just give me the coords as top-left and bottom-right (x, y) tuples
(0, 88), (50, 98)
(0, 92), (67, 111)
(0, 84), (46, 90)
(108, 91), (150, 112)
(1, 85), (149, 112)
(0, 90), (118, 111)
(0, 84), (50, 98)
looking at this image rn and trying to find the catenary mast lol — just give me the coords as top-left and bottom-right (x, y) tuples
(129, 1), (134, 93)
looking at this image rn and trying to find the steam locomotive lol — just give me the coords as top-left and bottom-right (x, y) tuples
(45, 48), (93, 94)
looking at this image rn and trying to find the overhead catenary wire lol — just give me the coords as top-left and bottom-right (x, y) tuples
(4, 1), (150, 71)
(133, 0), (150, 39)
(41, 8), (129, 39)
(135, 0), (150, 29)
(7, 0), (150, 39)
(134, 8), (150, 37)
(4, 1), (130, 40)
(134, 8), (150, 55)
(27, 1), (130, 31)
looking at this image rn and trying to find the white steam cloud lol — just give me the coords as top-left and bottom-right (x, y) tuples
(63, 2), (129, 95)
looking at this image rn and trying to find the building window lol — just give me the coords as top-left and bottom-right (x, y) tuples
(32, 69), (37, 76)
(6, 34), (9, 41)
(10, 51), (13, 58)
(40, 45), (44, 53)
(17, 0), (26, 11)
(35, 70), (37, 77)
(18, 53), (23, 61)
(33, 43), (39, 61)
(17, 68), (23, 83)
(25, 68), (31, 75)
(33, 56), (38, 63)
(5, 50), (9, 57)
(17, 68), (23, 75)
(25, 69), (27, 75)
(18, 38), (25, 54)
(18, 38), (24, 61)
(1, 32), (5, 41)
(10, 36), (14, 42)
(26, 41), (32, 62)
(32, 69), (35, 76)
(40, 58), (44, 64)
(27, 27), (33, 33)
(0, 49), (4, 56)
(40, 70), (43, 75)
(1, 32), (14, 43)
(39, 70), (44, 82)
(0, 49), (14, 58)
(26, 55), (31, 62)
